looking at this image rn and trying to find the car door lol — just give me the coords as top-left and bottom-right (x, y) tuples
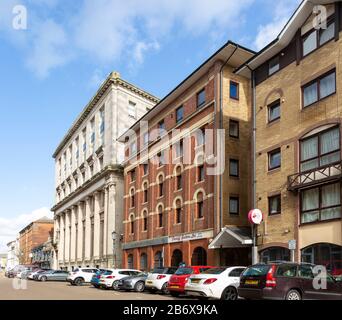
(228, 268), (245, 287)
(298, 264), (316, 300)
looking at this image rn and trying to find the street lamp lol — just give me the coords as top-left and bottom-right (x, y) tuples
(111, 231), (117, 269)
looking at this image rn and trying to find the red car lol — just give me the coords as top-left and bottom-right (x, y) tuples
(167, 266), (214, 297)
(327, 260), (342, 277)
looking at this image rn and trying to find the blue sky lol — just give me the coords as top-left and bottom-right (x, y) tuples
(0, 0), (301, 251)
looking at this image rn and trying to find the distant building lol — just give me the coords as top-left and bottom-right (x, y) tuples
(18, 217), (54, 265)
(6, 239), (19, 270)
(51, 72), (158, 270)
(31, 236), (54, 269)
(0, 254), (7, 270)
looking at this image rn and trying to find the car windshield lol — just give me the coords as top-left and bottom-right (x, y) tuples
(73, 268), (79, 272)
(103, 271), (113, 275)
(242, 265), (271, 277)
(150, 268), (166, 274)
(136, 273), (147, 277)
(201, 267), (226, 275)
(175, 267), (193, 275)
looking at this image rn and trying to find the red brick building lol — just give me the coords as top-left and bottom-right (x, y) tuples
(119, 41), (255, 270)
(18, 217), (54, 265)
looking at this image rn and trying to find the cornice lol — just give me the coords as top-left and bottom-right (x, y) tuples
(51, 165), (123, 213)
(52, 72), (159, 159)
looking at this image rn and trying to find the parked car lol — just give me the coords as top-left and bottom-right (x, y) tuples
(37, 270), (69, 282)
(184, 266), (246, 300)
(7, 265), (36, 278)
(238, 262), (342, 300)
(98, 269), (141, 290)
(18, 267), (41, 279)
(168, 266), (215, 297)
(91, 269), (113, 288)
(145, 267), (178, 294)
(326, 260), (342, 277)
(117, 272), (148, 292)
(67, 268), (99, 286)
(28, 269), (51, 280)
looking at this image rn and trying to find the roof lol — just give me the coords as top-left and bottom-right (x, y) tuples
(118, 40), (255, 142)
(209, 226), (252, 249)
(52, 72), (160, 158)
(19, 217), (54, 234)
(235, 0), (341, 77)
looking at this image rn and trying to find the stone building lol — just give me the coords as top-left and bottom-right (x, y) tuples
(18, 217), (54, 265)
(236, 0), (342, 267)
(51, 72), (158, 270)
(119, 41), (255, 270)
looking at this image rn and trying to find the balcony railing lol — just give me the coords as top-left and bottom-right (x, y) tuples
(288, 162), (342, 191)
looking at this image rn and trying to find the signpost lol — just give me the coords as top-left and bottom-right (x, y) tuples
(248, 209), (263, 264)
(288, 240), (296, 262)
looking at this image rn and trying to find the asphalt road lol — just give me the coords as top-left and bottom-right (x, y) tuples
(0, 274), (185, 300)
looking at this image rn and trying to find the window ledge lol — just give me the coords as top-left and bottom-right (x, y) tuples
(268, 167), (281, 174)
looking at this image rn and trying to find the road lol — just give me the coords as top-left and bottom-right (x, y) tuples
(0, 274), (184, 300)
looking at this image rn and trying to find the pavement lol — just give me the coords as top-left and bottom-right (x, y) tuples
(0, 276), (185, 300)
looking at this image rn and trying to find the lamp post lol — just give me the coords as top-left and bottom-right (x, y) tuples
(111, 231), (117, 268)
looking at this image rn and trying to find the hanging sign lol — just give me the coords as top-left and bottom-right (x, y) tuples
(248, 209), (263, 225)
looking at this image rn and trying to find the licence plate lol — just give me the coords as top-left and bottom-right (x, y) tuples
(146, 281), (153, 284)
(245, 280), (259, 285)
(170, 285), (179, 289)
(191, 279), (200, 284)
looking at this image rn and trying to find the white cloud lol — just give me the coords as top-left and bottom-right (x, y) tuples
(254, 0), (302, 50)
(0, 207), (52, 253)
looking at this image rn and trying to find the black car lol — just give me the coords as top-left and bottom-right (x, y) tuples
(238, 262), (342, 300)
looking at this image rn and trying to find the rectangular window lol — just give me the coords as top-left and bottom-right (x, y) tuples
(197, 89), (206, 108)
(128, 101), (136, 119)
(269, 56), (280, 75)
(130, 170), (136, 182)
(268, 148), (281, 170)
(229, 159), (239, 178)
(229, 197), (239, 215)
(130, 142), (137, 155)
(158, 120), (165, 137)
(302, 21), (335, 57)
(158, 151), (165, 167)
(269, 195), (281, 216)
(229, 120), (239, 138)
(301, 183), (341, 224)
(268, 100), (281, 122)
(230, 81), (239, 100)
(99, 107), (105, 135)
(143, 132), (149, 146)
(90, 118), (95, 145)
(143, 163), (148, 176)
(176, 106), (184, 123)
(302, 70), (336, 108)
(175, 140), (183, 158)
(300, 126), (340, 172)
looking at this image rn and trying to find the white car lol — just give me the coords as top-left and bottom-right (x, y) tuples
(67, 267), (99, 286)
(184, 266), (246, 300)
(98, 269), (141, 290)
(145, 267), (178, 294)
(28, 269), (50, 280)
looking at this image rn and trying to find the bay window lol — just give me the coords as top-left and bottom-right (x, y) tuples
(300, 126), (340, 172)
(301, 182), (341, 224)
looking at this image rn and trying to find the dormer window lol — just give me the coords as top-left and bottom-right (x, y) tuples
(268, 56), (280, 75)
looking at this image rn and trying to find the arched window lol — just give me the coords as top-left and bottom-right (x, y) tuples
(260, 247), (290, 264)
(143, 182), (148, 203)
(130, 188), (135, 208)
(196, 192), (204, 219)
(175, 166), (182, 190)
(154, 251), (163, 268)
(171, 249), (183, 267)
(157, 175), (164, 197)
(127, 254), (134, 269)
(140, 253), (147, 271)
(129, 215), (135, 234)
(301, 243), (342, 274)
(157, 205), (163, 228)
(191, 247), (207, 265)
(175, 199), (182, 224)
(142, 210), (148, 231)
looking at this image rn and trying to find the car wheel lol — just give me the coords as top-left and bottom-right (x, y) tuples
(40, 276), (47, 282)
(286, 289), (302, 300)
(74, 278), (84, 286)
(221, 286), (238, 301)
(161, 283), (170, 295)
(134, 281), (145, 292)
(112, 280), (120, 290)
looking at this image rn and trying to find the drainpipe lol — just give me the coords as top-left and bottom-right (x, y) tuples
(251, 69), (258, 264)
(218, 44), (239, 232)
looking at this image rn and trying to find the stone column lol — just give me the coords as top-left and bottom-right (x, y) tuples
(106, 183), (116, 267)
(103, 187), (109, 259)
(59, 214), (65, 264)
(54, 216), (60, 268)
(64, 210), (71, 263)
(93, 191), (101, 260)
(70, 206), (77, 263)
(77, 202), (84, 263)
(85, 197), (92, 261)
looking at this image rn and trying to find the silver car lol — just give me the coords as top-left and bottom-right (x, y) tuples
(37, 270), (69, 282)
(117, 272), (148, 292)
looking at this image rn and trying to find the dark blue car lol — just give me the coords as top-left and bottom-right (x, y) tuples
(91, 269), (111, 288)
